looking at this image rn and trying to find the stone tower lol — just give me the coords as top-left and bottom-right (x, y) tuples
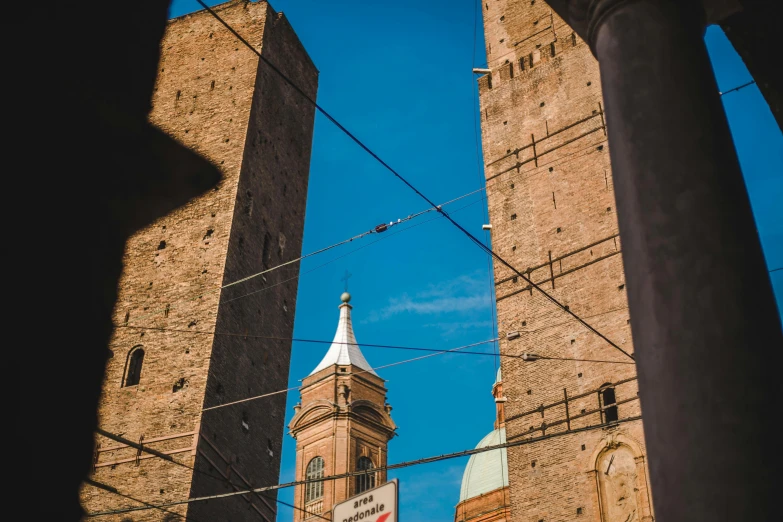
(478, 1), (652, 521)
(289, 293), (396, 521)
(80, 2), (318, 521)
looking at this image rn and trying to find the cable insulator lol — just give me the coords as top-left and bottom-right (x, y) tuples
(375, 223), (388, 233)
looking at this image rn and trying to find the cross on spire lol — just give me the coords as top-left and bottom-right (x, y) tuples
(341, 270), (352, 292)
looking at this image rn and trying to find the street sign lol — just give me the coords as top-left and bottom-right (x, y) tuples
(333, 479), (398, 522)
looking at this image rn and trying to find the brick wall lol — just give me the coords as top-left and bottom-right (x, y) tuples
(478, 1), (651, 521)
(289, 362), (395, 522)
(80, 2), (317, 520)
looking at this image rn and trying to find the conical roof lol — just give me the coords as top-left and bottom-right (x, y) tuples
(309, 293), (377, 376)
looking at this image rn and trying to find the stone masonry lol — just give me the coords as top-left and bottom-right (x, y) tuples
(479, 1), (652, 521)
(80, 2), (318, 520)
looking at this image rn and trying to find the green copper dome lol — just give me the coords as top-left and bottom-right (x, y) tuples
(458, 427), (509, 501)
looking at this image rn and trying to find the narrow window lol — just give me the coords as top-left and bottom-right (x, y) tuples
(519, 57), (525, 72)
(550, 42), (556, 57)
(355, 456), (376, 494)
(124, 346), (144, 387)
(600, 384), (618, 423)
(509, 62), (514, 79)
(305, 457), (325, 503)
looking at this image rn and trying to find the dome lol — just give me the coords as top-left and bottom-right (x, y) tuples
(459, 427), (508, 501)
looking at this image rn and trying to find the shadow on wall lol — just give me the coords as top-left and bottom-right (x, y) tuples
(14, 1), (220, 519)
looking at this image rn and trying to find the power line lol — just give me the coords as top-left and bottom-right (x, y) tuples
(770, 267), (782, 273)
(220, 196), (486, 307)
(117, 323), (633, 367)
(85, 414), (642, 517)
(84, 478), (205, 522)
(471, 0), (500, 378)
(195, 0), (633, 362)
(91, 428), (328, 522)
(719, 80), (756, 96)
(200, 338), (499, 412)
(111, 325), (633, 412)
(125, 187), (484, 327)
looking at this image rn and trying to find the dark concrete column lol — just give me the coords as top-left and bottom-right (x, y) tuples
(585, 0), (782, 520)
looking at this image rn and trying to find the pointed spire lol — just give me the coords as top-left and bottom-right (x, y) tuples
(309, 293), (378, 376)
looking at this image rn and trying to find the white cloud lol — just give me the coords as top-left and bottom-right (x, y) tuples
(363, 272), (492, 323)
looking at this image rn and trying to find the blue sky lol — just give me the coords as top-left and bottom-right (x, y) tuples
(168, 2), (782, 521)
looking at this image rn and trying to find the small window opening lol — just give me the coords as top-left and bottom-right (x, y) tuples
(597, 145), (604, 151)
(157, 240), (166, 250)
(531, 460), (536, 468)
(123, 311), (130, 325)
(549, 167), (554, 172)
(509, 62), (514, 79)
(124, 346), (144, 387)
(578, 372), (583, 377)
(164, 304), (170, 318)
(581, 444), (586, 450)
(527, 389), (532, 395)
(618, 284), (625, 290)
(550, 42), (556, 56)
(571, 33), (577, 46)
(519, 57), (525, 71)
(510, 214), (517, 220)
(176, 90), (181, 101)
(556, 227), (562, 233)
(587, 81), (592, 86)
(577, 508), (583, 515)
(600, 385), (619, 422)
(540, 101), (545, 107)
(172, 378), (187, 393)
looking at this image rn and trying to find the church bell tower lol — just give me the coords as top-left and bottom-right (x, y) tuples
(289, 293), (396, 521)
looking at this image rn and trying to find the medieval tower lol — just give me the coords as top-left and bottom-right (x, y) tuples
(289, 293), (396, 521)
(80, 1), (318, 520)
(478, 1), (653, 521)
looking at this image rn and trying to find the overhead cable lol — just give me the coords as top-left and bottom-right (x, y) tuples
(85, 414), (642, 517)
(194, 0), (633, 361)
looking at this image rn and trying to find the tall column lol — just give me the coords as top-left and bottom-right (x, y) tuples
(578, 1), (782, 520)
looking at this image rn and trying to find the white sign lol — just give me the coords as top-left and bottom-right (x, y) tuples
(333, 479), (398, 522)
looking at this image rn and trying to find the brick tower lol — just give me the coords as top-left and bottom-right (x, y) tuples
(80, 2), (318, 521)
(478, 1), (653, 521)
(289, 293), (396, 521)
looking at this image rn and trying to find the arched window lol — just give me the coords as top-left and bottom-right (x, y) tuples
(124, 346), (145, 387)
(355, 456), (376, 494)
(305, 457), (325, 503)
(600, 384), (618, 423)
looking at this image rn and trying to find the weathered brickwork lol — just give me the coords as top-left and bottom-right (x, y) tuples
(479, 2), (652, 521)
(80, 2), (318, 520)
